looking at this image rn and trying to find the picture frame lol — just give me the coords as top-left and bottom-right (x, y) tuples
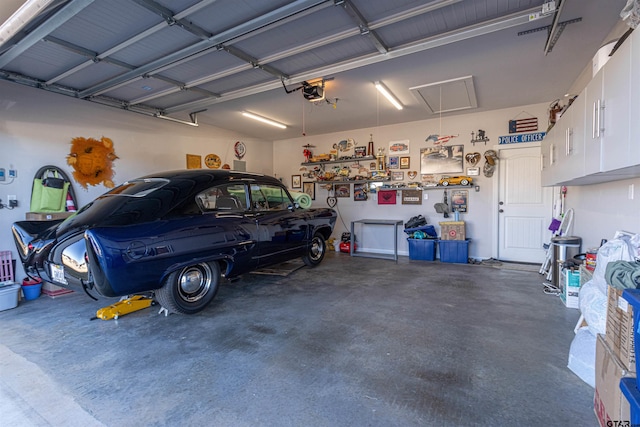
(388, 156), (399, 169)
(420, 145), (464, 174)
(392, 171), (404, 181)
(186, 154), (201, 169)
(451, 189), (468, 213)
(302, 182), (315, 200)
(291, 175), (301, 189)
(334, 183), (350, 198)
(402, 189), (422, 205)
(400, 156), (410, 169)
(353, 183), (367, 201)
(389, 139), (410, 155)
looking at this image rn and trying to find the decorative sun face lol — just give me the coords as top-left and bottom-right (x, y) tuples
(67, 136), (118, 188)
(204, 153), (221, 169)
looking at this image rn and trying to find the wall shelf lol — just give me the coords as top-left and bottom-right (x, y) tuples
(301, 156), (375, 167)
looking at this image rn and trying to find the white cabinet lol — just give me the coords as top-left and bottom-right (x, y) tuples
(541, 119), (556, 186)
(543, 30), (639, 186)
(541, 93), (586, 186)
(630, 28), (640, 165)
(584, 36), (631, 175)
(583, 69), (603, 175)
(600, 36), (631, 172)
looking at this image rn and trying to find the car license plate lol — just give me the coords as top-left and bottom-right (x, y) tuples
(50, 263), (68, 285)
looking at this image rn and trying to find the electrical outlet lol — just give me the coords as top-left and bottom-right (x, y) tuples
(8, 169), (16, 178)
(9, 200), (17, 208)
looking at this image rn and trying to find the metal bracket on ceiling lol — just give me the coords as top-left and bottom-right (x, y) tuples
(334, 0), (388, 53)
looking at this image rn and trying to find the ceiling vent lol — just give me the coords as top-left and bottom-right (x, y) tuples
(409, 76), (477, 114)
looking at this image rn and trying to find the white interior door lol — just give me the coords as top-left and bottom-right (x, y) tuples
(497, 145), (553, 263)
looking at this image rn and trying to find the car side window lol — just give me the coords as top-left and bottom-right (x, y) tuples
(196, 184), (248, 212)
(250, 184), (292, 212)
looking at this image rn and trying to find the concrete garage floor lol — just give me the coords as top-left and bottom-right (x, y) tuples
(0, 252), (596, 427)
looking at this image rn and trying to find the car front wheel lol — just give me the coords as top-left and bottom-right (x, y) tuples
(460, 179), (469, 185)
(155, 262), (220, 314)
(302, 233), (326, 267)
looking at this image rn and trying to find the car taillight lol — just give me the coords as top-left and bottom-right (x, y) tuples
(28, 243), (34, 251)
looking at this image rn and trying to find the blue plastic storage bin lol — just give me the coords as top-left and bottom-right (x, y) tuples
(620, 377), (640, 424)
(438, 239), (470, 263)
(407, 238), (436, 261)
(622, 289), (640, 382)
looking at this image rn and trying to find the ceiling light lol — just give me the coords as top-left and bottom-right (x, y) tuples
(374, 81), (403, 110)
(242, 111), (287, 129)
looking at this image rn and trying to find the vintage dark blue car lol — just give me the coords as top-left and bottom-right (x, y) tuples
(12, 170), (337, 314)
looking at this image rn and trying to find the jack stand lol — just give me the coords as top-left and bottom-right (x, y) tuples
(95, 295), (153, 320)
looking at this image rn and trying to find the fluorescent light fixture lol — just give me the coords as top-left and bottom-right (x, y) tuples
(374, 81), (403, 110)
(242, 111), (287, 129)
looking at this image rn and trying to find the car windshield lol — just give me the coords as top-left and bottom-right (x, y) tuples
(105, 178), (169, 197)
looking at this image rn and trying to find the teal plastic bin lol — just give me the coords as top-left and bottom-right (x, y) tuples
(438, 239), (470, 263)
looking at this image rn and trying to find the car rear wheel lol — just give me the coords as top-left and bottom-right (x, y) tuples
(155, 262), (220, 314)
(302, 233), (326, 267)
(441, 181), (449, 186)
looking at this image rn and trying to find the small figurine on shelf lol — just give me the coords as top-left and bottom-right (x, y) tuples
(302, 144), (314, 162)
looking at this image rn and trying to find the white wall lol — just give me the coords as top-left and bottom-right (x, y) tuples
(273, 103), (551, 259)
(567, 177), (640, 250)
(0, 81), (273, 280)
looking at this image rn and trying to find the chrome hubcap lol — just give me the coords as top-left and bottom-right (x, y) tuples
(178, 264), (212, 302)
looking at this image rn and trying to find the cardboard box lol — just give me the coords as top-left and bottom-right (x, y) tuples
(595, 334), (633, 427)
(439, 221), (465, 240)
(607, 286), (636, 372)
(560, 269), (580, 309)
(25, 212), (74, 221)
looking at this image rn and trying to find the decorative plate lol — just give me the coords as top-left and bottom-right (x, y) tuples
(234, 141), (246, 159)
(204, 153), (221, 169)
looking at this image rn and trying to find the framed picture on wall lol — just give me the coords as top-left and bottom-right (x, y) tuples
(353, 183), (367, 201)
(400, 156), (410, 169)
(392, 171), (404, 181)
(388, 156), (399, 169)
(420, 145), (464, 174)
(334, 183), (350, 198)
(186, 154), (201, 169)
(291, 175), (301, 189)
(302, 182), (315, 200)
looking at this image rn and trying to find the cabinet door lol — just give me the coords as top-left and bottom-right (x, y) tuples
(541, 123), (557, 186)
(562, 94), (586, 183)
(584, 69), (603, 175)
(630, 29), (640, 165)
(601, 37), (631, 172)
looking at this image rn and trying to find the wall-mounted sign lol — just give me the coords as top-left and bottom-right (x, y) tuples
(498, 132), (546, 144)
(402, 189), (422, 205)
(508, 117), (538, 133)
